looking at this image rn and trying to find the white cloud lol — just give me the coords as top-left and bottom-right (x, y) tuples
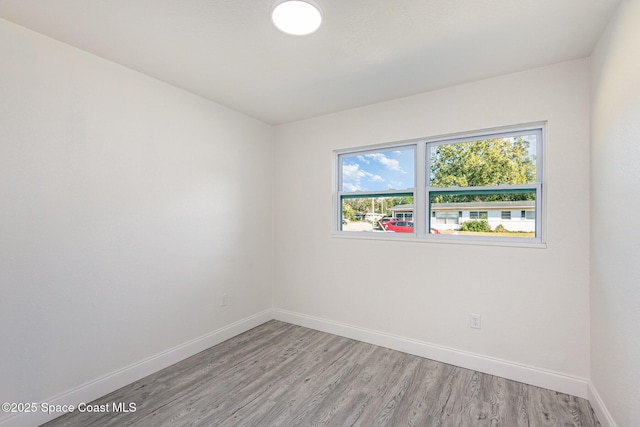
(342, 163), (386, 190)
(343, 163), (366, 181)
(365, 153), (406, 173)
(343, 182), (363, 192)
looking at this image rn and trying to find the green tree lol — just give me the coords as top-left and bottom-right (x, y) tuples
(430, 137), (535, 202)
(342, 197), (370, 219)
(343, 195), (414, 220)
(342, 202), (356, 221)
(385, 195), (414, 209)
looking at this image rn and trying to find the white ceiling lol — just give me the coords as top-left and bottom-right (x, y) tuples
(0, 0), (620, 124)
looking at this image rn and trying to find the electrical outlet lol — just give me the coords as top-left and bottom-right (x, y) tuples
(470, 313), (481, 329)
(221, 294), (228, 307)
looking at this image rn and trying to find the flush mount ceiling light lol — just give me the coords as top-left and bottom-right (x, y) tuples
(271, 0), (322, 36)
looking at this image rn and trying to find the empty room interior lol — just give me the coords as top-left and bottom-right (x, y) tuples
(1, 0), (639, 426)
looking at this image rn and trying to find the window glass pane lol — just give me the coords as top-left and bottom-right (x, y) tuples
(341, 147), (415, 192)
(429, 191), (536, 238)
(341, 195), (414, 232)
(429, 134), (537, 187)
(435, 211), (458, 224)
(469, 211), (489, 220)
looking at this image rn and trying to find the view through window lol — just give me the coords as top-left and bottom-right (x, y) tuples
(339, 146), (415, 233)
(427, 129), (540, 240)
(337, 125), (543, 243)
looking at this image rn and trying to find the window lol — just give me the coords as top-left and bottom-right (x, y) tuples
(469, 211), (488, 220)
(427, 126), (542, 241)
(336, 124), (543, 243)
(435, 211), (458, 224)
(338, 145), (416, 234)
(520, 210), (536, 220)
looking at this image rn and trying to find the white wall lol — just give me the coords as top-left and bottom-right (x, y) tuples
(591, 1), (640, 425)
(0, 17), (274, 424)
(5, 6), (629, 424)
(275, 60), (591, 383)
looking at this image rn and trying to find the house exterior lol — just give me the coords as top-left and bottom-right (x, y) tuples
(386, 205), (413, 221)
(362, 212), (383, 223)
(388, 201), (536, 232)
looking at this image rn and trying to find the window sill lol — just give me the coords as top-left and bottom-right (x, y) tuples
(332, 232), (547, 249)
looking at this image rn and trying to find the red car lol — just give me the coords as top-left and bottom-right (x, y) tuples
(378, 217), (395, 226)
(384, 220), (414, 233)
(382, 220), (441, 234)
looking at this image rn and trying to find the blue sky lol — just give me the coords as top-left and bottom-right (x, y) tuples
(341, 148), (415, 192)
(341, 135), (536, 192)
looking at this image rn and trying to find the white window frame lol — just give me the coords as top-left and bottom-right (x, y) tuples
(334, 123), (545, 245)
(336, 142), (419, 237)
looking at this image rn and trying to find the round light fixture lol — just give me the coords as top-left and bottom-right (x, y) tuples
(271, 0), (322, 36)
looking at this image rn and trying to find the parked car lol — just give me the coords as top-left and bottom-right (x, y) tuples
(384, 221), (414, 233)
(382, 220), (441, 234)
(377, 217), (395, 228)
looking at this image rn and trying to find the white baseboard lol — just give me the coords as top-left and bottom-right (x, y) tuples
(588, 381), (617, 427)
(273, 309), (589, 399)
(0, 309), (273, 427)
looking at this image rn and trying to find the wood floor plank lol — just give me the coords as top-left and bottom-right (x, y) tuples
(42, 321), (600, 427)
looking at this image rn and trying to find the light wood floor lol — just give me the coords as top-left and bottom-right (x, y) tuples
(43, 320), (600, 426)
